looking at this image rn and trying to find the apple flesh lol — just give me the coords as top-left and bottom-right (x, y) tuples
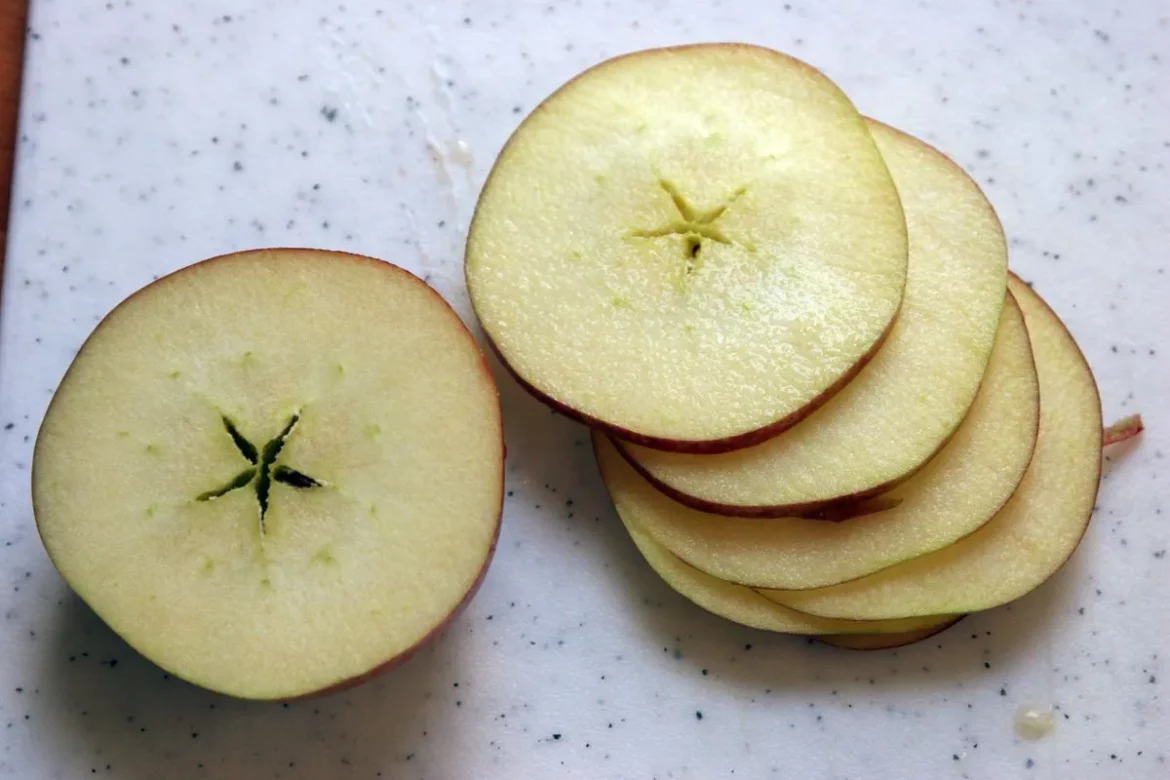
(619, 119), (1010, 514)
(467, 43), (908, 453)
(33, 249), (505, 699)
(594, 293), (1038, 590)
(764, 276), (1102, 619)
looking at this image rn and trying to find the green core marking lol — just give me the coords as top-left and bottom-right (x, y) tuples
(196, 414), (322, 529)
(630, 180), (746, 276)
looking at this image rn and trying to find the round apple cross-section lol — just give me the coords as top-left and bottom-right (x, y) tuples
(467, 44), (908, 452)
(33, 249), (504, 700)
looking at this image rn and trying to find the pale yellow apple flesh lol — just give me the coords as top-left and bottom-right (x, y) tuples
(33, 250), (505, 699)
(594, 294), (1037, 590)
(819, 615), (964, 650)
(467, 44), (908, 452)
(617, 511), (959, 636)
(764, 276), (1102, 619)
(620, 120), (1009, 512)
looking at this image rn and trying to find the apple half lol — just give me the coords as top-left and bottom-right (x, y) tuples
(620, 120), (1009, 514)
(764, 276), (1102, 620)
(33, 249), (505, 699)
(467, 44), (908, 453)
(618, 510), (958, 637)
(593, 292), (1037, 590)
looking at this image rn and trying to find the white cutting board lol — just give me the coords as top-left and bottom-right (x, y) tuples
(1, 1), (1167, 777)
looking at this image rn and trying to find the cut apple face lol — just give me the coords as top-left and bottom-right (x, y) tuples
(617, 508), (958, 637)
(594, 294), (1037, 590)
(819, 615), (964, 650)
(620, 120), (1009, 513)
(764, 276), (1102, 620)
(467, 44), (908, 452)
(33, 249), (505, 699)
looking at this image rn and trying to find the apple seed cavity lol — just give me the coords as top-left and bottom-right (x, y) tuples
(628, 179), (746, 282)
(196, 413), (324, 529)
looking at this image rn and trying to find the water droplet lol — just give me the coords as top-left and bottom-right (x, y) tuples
(449, 139), (474, 171)
(1015, 705), (1055, 739)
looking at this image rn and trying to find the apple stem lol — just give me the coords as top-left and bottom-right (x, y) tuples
(1103, 414), (1144, 447)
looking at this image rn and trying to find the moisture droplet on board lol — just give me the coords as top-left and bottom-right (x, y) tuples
(449, 138), (474, 171)
(1015, 705), (1056, 739)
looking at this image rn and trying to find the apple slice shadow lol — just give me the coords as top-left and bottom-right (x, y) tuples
(33, 582), (491, 777)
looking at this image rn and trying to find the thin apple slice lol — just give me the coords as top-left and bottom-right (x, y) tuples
(617, 509), (959, 636)
(620, 120), (1009, 513)
(594, 293), (1037, 590)
(33, 249), (504, 699)
(819, 616), (964, 650)
(468, 44), (908, 453)
(763, 276), (1102, 620)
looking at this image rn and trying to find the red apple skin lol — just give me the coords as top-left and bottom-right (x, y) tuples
(818, 615), (965, 651)
(33, 247), (507, 702)
(467, 43), (906, 456)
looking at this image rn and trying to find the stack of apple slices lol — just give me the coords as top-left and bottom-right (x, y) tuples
(468, 44), (1131, 649)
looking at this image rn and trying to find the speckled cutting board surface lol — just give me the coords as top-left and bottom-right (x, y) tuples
(1, 1), (1167, 778)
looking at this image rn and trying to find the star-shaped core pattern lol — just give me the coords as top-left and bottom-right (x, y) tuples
(630, 179), (746, 276)
(196, 414), (322, 528)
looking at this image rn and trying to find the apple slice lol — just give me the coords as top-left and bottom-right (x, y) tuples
(819, 616), (964, 650)
(619, 119), (1009, 512)
(617, 508), (959, 637)
(594, 293), (1037, 590)
(33, 249), (504, 699)
(467, 44), (908, 453)
(763, 276), (1102, 619)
